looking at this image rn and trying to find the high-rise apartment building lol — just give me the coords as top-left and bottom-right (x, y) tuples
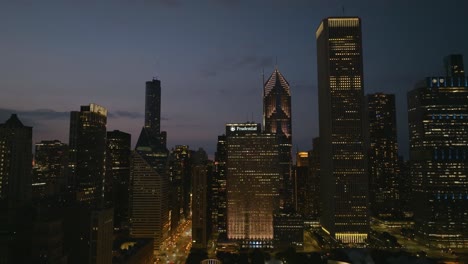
(129, 151), (170, 254)
(263, 68), (293, 210)
(106, 130), (131, 229)
(69, 104), (107, 206)
(316, 17), (369, 244)
(226, 123), (280, 247)
(33, 140), (68, 199)
(407, 55), (467, 249)
(367, 93), (399, 218)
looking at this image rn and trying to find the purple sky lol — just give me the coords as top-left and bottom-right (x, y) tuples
(1, 0), (467, 158)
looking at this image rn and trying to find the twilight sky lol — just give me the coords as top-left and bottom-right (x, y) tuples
(1, 0), (468, 158)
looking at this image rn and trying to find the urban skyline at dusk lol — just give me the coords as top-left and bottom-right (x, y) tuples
(2, 0), (468, 158)
(1, 1), (467, 263)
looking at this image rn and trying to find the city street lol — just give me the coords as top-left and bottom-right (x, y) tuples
(372, 221), (464, 262)
(157, 220), (192, 264)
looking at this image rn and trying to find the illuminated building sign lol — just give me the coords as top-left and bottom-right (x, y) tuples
(226, 123), (260, 135)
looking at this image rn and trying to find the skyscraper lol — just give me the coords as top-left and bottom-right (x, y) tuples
(106, 130), (131, 229)
(263, 68), (293, 210)
(293, 151), (309, 215)
(444, 54), (465, 78)
(0, 114), (33, 263)
(306, 138), (320, 221)
(33, 140), (68, 199)
(367, 93), (399, 218)
(136, 78), (168, 181)
(66, 104), (113, 264)
(225, 123), (280, 247)
(129, 151), (170, 254)
(69, 104), (107, 206)
(192, 158), (210, 249)
(145, 78), (162, 135)
(0, 114), (32, 206)
(212, 135), (227, 239)
(407, 55), (468, 249)
(316, 17), (369, 244)
(168, 145), (191, 226)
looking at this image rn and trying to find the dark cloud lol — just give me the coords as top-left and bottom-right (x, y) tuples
(0, 108), (68, 125)
(0, 108), (155, 123)
(108, 111), (143, 119)
(202, 55), (274, 77)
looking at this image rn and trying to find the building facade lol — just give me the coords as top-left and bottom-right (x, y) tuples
(0, 114), (32, 206)
(306, 138), (321, 221)
(192, 163), (209, 249)
(0, 114), (33, 263)
(316, 17), (369, 244)
(129, 151), (170, 254)
(407, 55), (468, 248)
(212, 135), (227, 239)
(263, 68), (293, 210)
(33, 140), (68, 200)
(106, 130), (131, 230)
(226, 123), (280, 247)
(69, 104), (107, 206)
(367, 93), (400, 219)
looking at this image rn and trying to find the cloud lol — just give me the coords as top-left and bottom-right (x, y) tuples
(0, 108), (68, 125)
(202, 55), (274, 77)
(0, 108), (157, 124)
(108, 111), (143, 119)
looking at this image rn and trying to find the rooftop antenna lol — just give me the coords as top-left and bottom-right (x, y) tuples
(275, 56), (278, 69)
(342, 5), (345, 16)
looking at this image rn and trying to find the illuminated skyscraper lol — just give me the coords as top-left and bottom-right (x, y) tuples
(212, 135), (227, 238)
(69, 104), (107, 206)
(33, 140), (68, 199)
(263, 68), (293, 210)
(407, 55), (468, 249)
(106, 130), (131, 229)
(367, 93), (399, 218)
(67, 104), (113, 264)
(129, 151), (170, 254)
(293, 152), (309, 215)
(167, 145), (191, 232)
(316, 17), (369, 244)
(225, 123), (280, 247)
